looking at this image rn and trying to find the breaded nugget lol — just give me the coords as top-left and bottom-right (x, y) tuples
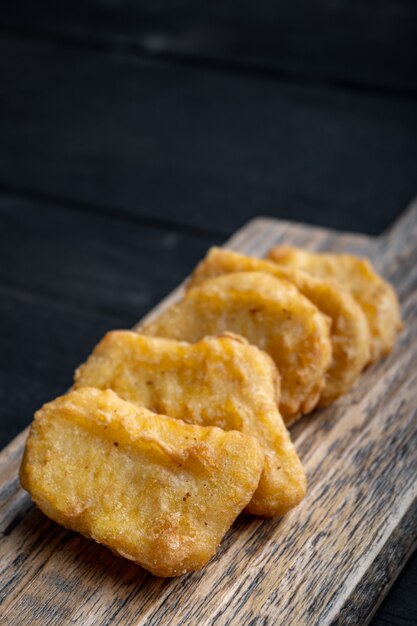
(267, 246), (402, 362)
(138, 272), (332, 421)
(188, 248), (371, 406)
(20, 387), (264, 577)
(74, 331), (307, 516)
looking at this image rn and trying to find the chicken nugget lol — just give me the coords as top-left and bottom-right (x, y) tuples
(20, 387), (264, 577)
(267, 246), (402, 362)
(188, 248), (371, 406)
(138, 272), (332, 421)
(74, 331), (306, 516)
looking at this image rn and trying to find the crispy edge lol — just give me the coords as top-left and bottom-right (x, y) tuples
(187, 247), (371, 405)
(267, 245), (403, 362)
(20, 388), (265, 576)
(74, 331), (306, 516)
(138, 271), (333, 420)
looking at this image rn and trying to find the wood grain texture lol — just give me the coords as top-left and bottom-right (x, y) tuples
(1, 201), (416, 625)
(2, 0), (417, 93)
(1, 37), (417, 237)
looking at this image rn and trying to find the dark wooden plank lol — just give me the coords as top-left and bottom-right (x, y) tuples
(0, 196), (220, 320)
(2, 1), (417, 93)
(0, 290), (124, 450)
(0, 203), (416, 625)
(1, 38), (416, 237)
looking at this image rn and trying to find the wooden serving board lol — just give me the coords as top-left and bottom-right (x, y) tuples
(1, 202), (417, 626)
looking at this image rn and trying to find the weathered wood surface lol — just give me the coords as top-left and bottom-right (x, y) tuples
(1, 201), (416, 625)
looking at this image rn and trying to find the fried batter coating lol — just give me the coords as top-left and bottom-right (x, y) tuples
(267, 246), (402, 362)
(20, 387), (264, 577)
(138, 272), (332, 421)
(74, 332), (306, 516)
(188, 248), (371, 406)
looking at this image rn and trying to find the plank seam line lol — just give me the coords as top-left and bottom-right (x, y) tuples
(0, 181), (228, 240)
(0, 282), (133, 324)
(1, 27), (417, 101)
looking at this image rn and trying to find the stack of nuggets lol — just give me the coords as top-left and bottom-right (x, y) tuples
(21, 333), (306, 575)
(187, 248), (372, 410)
(20, 244), (401, 577)
(139, 272), (333, 421)
(266, 246), (402, 362)
(73, 332), (307, 517)
(21, 387), (264, 577)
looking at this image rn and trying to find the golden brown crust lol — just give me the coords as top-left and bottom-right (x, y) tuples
(267, 246), (402, 363)
(138, 272), (332, 421)
(74, 331), (306, 516)
(20, 387), (264, 577)
(188, 248), (371, 406)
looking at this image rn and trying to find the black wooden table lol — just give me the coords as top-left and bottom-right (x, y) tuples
(0, 2), (416, 624)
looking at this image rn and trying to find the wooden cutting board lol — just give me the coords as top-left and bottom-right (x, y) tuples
(1, 202), (416, 626)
